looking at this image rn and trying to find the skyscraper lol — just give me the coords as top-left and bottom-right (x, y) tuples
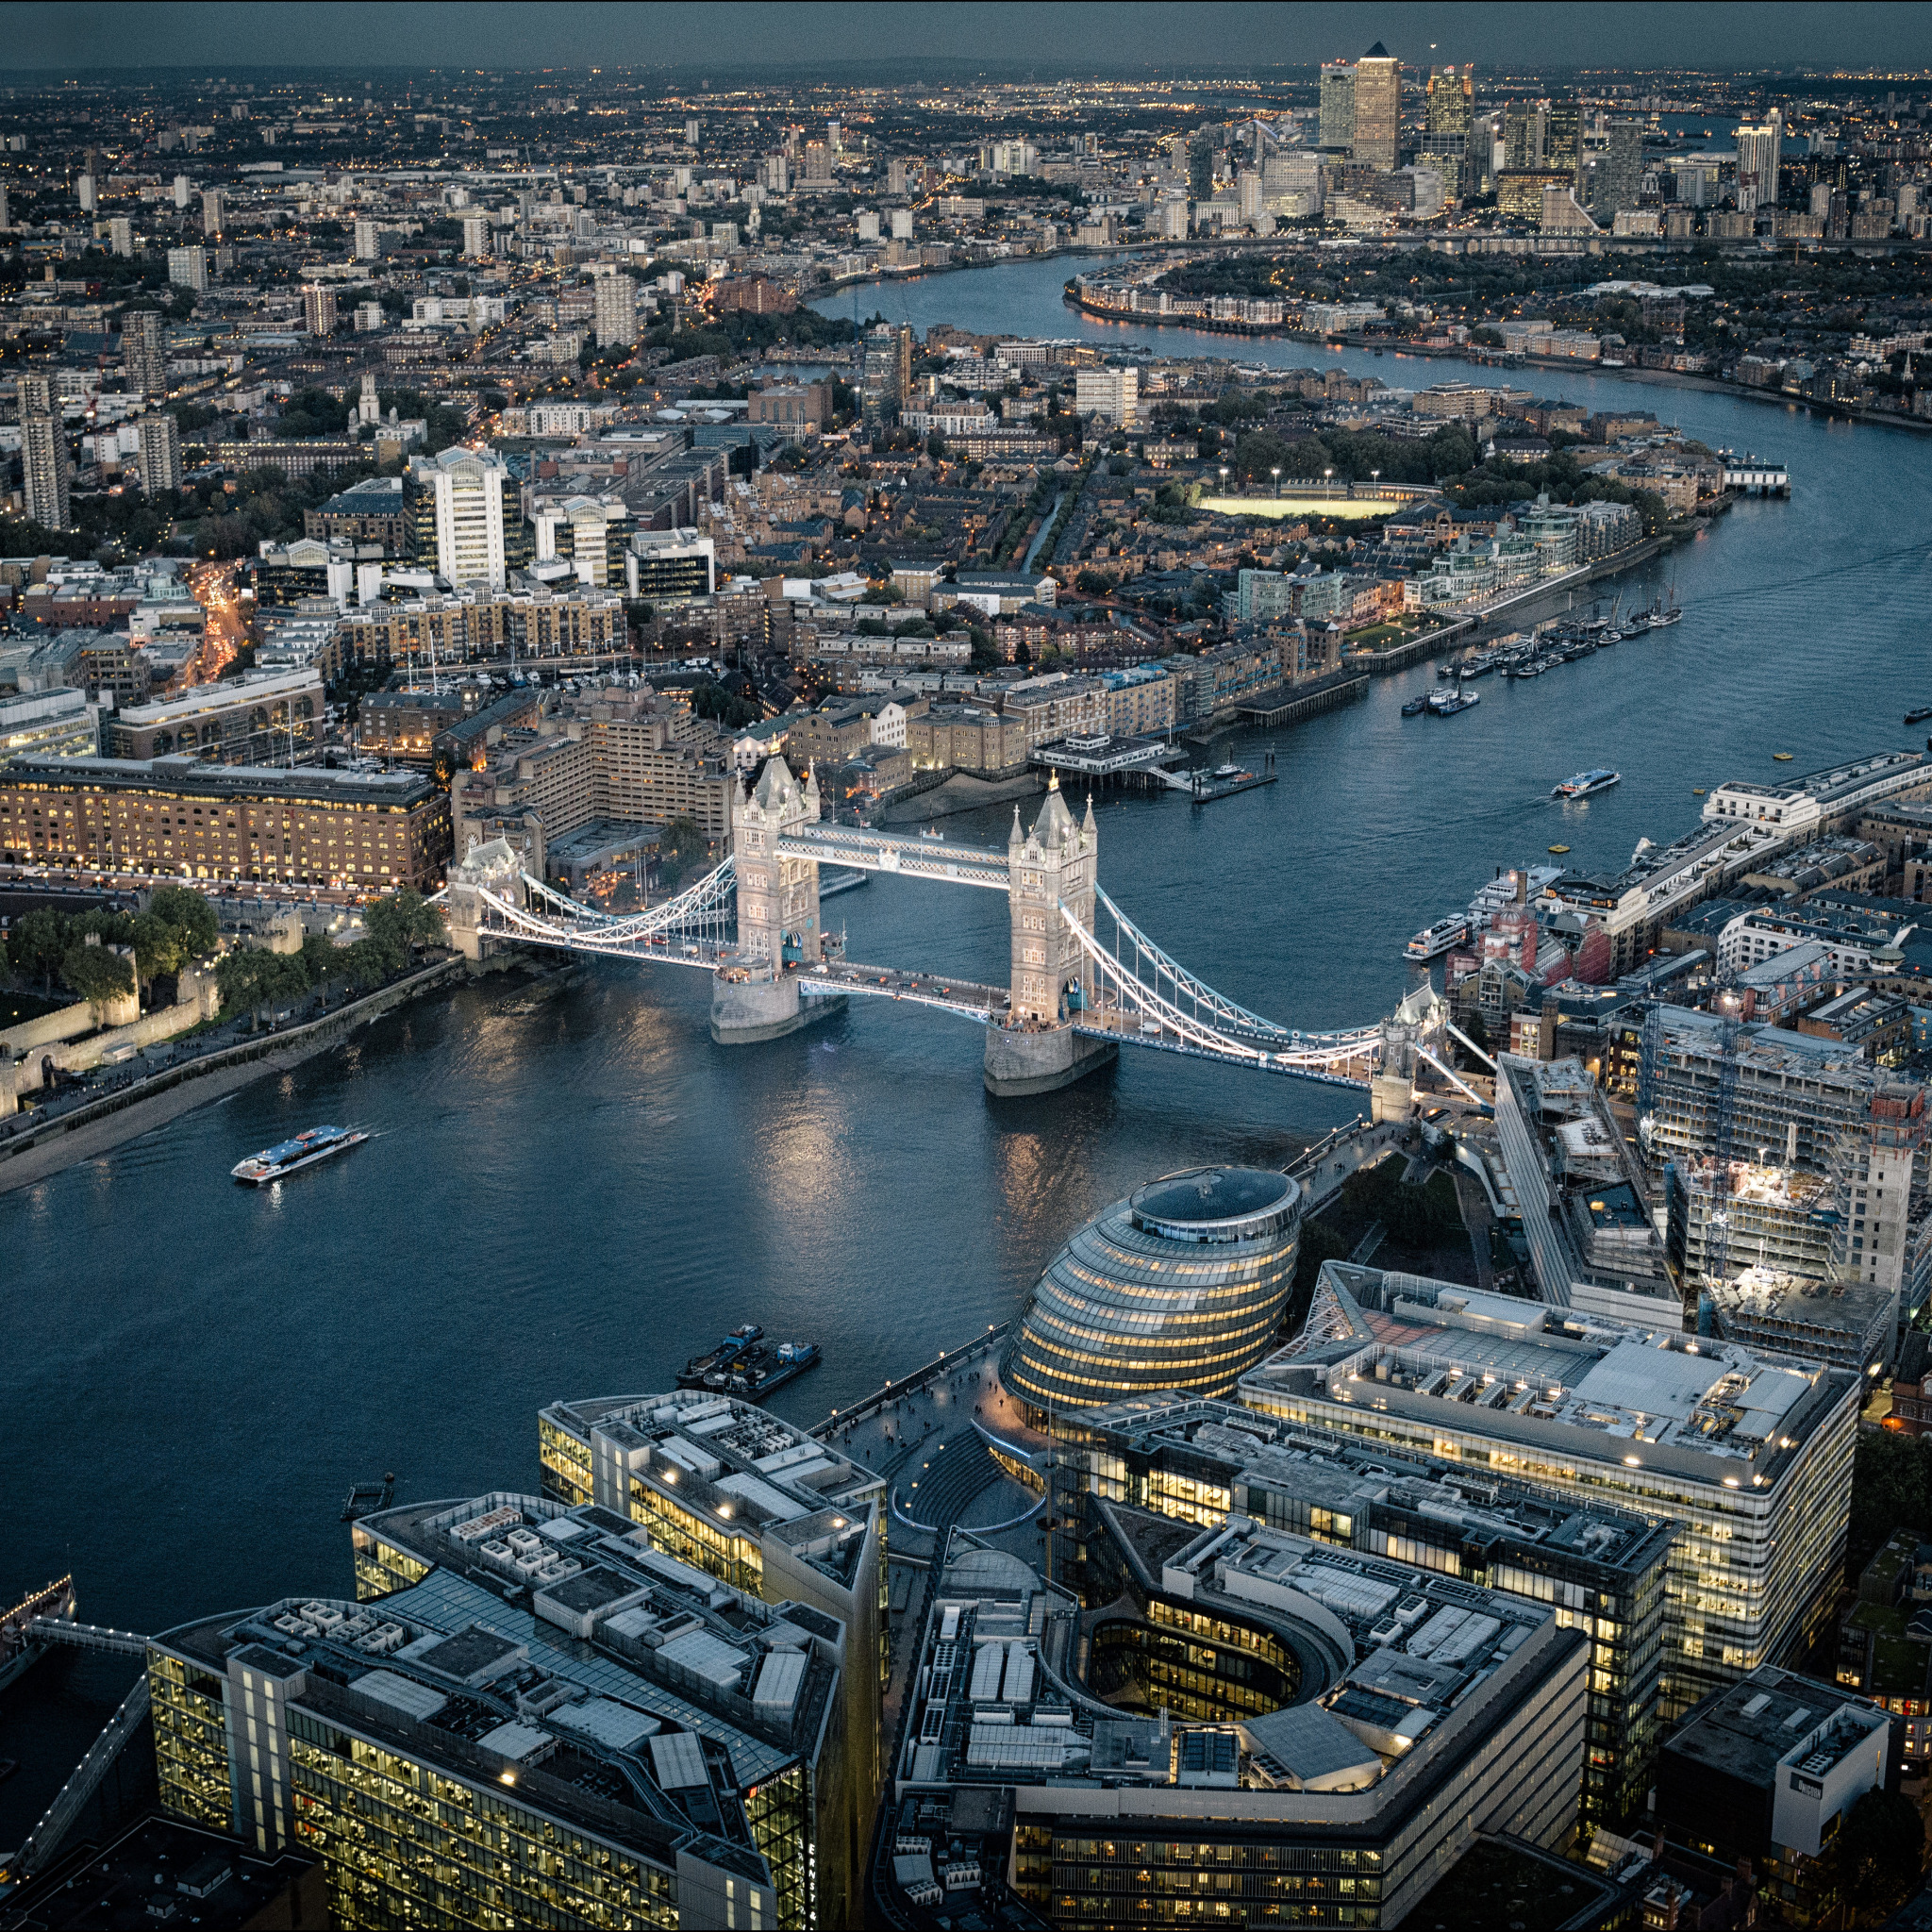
(859, 322), (910, 428)
(353, 217), (377, 260)
(108, 214), (134, 257)
(1583, 119), (1647, 218)
(1351, 42), (1402, 170)
(1425, 63), (1474, 141)
(301, 284), (336, 337)
(460, 211), (491, 258)
(22, 405), (70, 533)
(1422, 64), (1475, 196)
(1505, 103), (1545, 170)
(1543, 101), (1583, 186)
(123, 308), (166, 400)
(1736, 110), (1783, 213)
(136, 411), (183, 493)
(592, 272), (637, 348)
(172, 173), (192, 209)
(166, 245), (207, 292)
(201, 188), (223, 237)
(1318, 61), (1356, 152)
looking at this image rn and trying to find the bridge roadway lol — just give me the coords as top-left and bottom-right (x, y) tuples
(775, 824), (1010, 889)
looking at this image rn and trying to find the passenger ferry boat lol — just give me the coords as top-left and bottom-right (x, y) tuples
(231, 1124), (368, 1186)
(1406, 916), (1471, 961)
(1552, 768), (1621, 800)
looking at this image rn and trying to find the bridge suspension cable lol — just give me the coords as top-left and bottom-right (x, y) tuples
(1060, 901), (1384, 1080)
(473, 856), (738, 959)
(1077, 891), (1386, 1064)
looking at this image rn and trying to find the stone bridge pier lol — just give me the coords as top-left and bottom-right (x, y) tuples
(982, 774), (1117, 1097)
(710, 758), (844, 1044)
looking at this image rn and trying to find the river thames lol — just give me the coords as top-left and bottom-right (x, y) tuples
(7, 253), (1930, 1672)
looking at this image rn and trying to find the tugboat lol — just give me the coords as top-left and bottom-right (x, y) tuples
(232, 1124), (369, 1186)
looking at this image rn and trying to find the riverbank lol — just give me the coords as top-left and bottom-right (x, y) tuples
(0, 953), (479, 1196)
(877, 768), (1045, 824)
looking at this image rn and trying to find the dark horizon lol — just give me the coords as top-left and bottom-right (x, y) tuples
(8, 2), (1932, 79)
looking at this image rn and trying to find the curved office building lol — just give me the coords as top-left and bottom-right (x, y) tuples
(1005, 1166), (1301, 1421)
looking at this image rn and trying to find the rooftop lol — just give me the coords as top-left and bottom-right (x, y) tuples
(1663, 1665), (1890, 1790)
(3, 753), (435, 808)
(1243, 1262), (1861, 1491)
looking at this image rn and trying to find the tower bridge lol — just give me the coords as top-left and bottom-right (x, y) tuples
(445, 757), (1471, 1110)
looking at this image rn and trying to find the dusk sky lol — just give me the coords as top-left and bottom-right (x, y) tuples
(11, 1), (1932, 76)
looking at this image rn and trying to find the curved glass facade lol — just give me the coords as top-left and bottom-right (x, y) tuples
(1005, 1166), (1301, 1419)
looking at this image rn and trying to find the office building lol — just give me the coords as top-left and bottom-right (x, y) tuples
(123, 307), (166, 400)
(1544, 101), (1582, 184)
(0, 685), (97, 762)
(593, 272), (638, 349)
(305, 473), (408, 549)
(460, 211), (491, 258)
(1048, 1394), (1673, 1828)
(1004, 1167), (1302, 1422)
(1241, 1263), (1862, 1720)
(1655, 1666), (1896, 1924)
(1318, 61), (1356, 152)
(301, 283), (336, 337)
(100, 669), (323, 765)
(200, 188), (223, 237)
(625, 528), (716, 604)
(537, 1388), (883, 1908)
(1735, 111), (1783, 214)
(166, 244), (207, 292)
(1071, 364), (1138, 428)
(1421, 65), (1474, 195)
(150, 1489), (865, 1928)
(1492, 1054), (1680, 1325)
(0, 755), (451, 889)
(878, 1523), (1588, 1930)
(1351, 43), (1401, 170)
(408, 446), (510, 590)
(135, 409), (183, 493)
(21, 406), (70, 532)
(859, 323), (911, 428)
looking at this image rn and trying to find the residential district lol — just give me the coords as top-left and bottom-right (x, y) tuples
(8, 47), (1932, 1932)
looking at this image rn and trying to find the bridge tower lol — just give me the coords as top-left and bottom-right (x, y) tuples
(985, 776), (1117, 1096)
(711, 757), (843, 1044)
(733, 756), (824, 969)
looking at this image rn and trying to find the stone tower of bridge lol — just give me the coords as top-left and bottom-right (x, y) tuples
(732, 756), (824, 969)
(1006, 774), (1097, 1024)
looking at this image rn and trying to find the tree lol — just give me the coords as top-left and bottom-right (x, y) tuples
(14, 908), (69, 991)
(1834, 1788), (1924, 1921)
(364, 889), (444, 971)
(658, 816), (710, 888)
(925, 433), (950, 462)
(61, 941), (134, 1020)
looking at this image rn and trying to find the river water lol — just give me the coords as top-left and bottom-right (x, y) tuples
(6, 256), (1929, 1700)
